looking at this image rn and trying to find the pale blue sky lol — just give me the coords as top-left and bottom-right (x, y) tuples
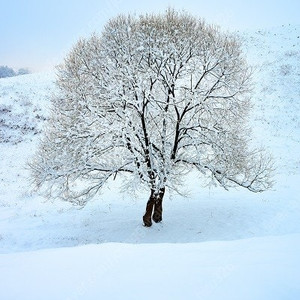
(1, 0), (299, 72)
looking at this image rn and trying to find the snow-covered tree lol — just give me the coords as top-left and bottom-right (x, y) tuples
(17, 68), (30, 76)
(0, 66), (15, 78)
(30, 9), (273, 226)
(0, 66), (30, 78)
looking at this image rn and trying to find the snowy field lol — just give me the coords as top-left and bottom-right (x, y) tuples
(1, 235), (300, 300)
(0, 25), (300, 299)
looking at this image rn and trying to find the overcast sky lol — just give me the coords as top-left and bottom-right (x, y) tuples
(1, 0), (299, 72)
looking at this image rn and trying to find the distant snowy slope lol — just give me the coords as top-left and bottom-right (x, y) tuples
(0, 72), (55, 144)
(241, 24), (300, 174)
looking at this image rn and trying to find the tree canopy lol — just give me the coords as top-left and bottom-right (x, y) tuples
(30, 10), (273, 215)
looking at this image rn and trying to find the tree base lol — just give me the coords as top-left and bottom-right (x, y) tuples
(143, 188), (165, 227)
(143, 215), (153, 227)
(152, 201), (162, 223)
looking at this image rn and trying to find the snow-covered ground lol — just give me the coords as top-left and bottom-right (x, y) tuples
(0, 25), (300, 299)
(1, 235), (300, 300)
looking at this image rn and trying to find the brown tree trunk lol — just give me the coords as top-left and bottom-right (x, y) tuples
(152, 187), (165, 223)
(143, 188), (165, 227)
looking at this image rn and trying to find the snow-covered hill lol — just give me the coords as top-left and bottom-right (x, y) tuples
(241, 24), (300, 174)
(0, 25), (300, 299)
(0, 72), (55, 144)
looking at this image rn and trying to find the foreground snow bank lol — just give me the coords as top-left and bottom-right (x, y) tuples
(1, 234), (299, 300)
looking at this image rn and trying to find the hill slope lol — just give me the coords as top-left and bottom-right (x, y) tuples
(0, 25), (300, 300)
(0, 26), (300, 250)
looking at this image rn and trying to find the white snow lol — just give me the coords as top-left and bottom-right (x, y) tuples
(1, 235), (300, 300)
(0, 25), (300, 299)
